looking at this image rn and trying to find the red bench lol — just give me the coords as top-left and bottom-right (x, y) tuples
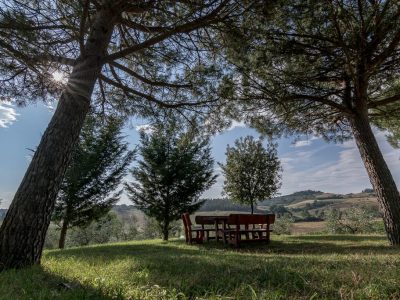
(182, 213), (206, 244)
(223, 214), (275, 247)
(195, 215), (229, 241)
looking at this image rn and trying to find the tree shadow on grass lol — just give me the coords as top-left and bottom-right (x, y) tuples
(285, 234), (387, 242)
(42, 236), (400, 299)
(0, 265), (113, 300)
(197, 234), (395, 255)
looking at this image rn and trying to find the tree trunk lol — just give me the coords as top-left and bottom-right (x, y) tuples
(162, 222), (169, 241)
(0, 9), (116, 270)
(58, 220), (68, 249)
(350, 111), (400, 245)
(250, 202), (254, 214)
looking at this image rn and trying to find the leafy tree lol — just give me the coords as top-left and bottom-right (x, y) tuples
(274, 215), (294, 235)
(222, 1), (400, 244)
(52, 116), (134, 249)
(125, 122), (217, 241)
(67, 213), (124, 247)
(219, 136), (281, 214)
(326, 208), (375, 234)
(0, 0), (245, 269)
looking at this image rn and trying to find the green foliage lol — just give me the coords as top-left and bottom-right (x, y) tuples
(0, 1), (235, 119)
(200, 198), (263, 213)
(219, 136), (281, 213)
(126, 121), (217, 240)
(140, 217), (183, 240)
(221, 1), (400, 141)
(68, 213), (125, 247)
(45, 213), (125, 248)
(1, 235), (400, 299)
(326, 208), (379, 234)
(274, 215), (294, 235)
(52, 115), (134, 247)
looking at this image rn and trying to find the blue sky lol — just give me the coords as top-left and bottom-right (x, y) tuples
(1, 102), (400, 208)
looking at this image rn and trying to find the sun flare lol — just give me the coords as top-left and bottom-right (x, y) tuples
(52, 71), (65, 83)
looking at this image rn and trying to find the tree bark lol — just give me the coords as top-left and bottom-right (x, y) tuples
(58, 219), (68, 249)
(0, 9), (116, 270)
(162, 222), (169, 241)
(350, 111), (400, 245)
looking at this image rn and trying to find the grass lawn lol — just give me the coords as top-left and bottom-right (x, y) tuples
(1, 234), (400, 299)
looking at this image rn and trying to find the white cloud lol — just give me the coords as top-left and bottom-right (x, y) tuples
(135, 124), (153, 133)
(0, 102), (18, 128)
(293, 140), (312, 147)
(226, 120), (246, 131)
(0, 191), (14, 209)
(279, 130), (400, 195)
(292, 135), (319, 148)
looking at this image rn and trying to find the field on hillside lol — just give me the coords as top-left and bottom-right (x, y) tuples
(291, 221), (326, 234)
(1, 234), (400, 300)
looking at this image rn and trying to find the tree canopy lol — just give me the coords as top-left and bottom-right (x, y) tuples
(219, 136), (281, 214)
(0, 0), (243, 117)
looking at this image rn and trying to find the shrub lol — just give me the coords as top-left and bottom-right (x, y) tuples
(326, 207), (377, 234)
(274, 215), (294, 235)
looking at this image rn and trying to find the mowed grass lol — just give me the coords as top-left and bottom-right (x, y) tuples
(1, 235), (400, 299)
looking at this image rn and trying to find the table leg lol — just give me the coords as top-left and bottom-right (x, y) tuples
(222, 220), (227, 244)
(215, 221), (219, 242)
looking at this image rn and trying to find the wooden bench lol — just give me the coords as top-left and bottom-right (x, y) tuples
(195, 215), (229, 241)
(223, 214), (275, 247)
(182, 213), (205, 244)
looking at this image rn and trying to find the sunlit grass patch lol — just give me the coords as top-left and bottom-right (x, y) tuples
(1, 234), (400, 299)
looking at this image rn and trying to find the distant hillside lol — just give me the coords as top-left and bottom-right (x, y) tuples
(260, 190), (326, 206)
(0, 190), (379, 224)
(198, 198), (263, 213)
(197, 190), (380, 221)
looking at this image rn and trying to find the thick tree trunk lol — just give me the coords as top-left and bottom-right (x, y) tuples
(58, 220), (68, 249)
(162, 222), (169, 241)
(0, 9), (116, 270)
(350, 111), (400, 245)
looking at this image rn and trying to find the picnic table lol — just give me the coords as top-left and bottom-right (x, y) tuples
(223, 214), (275, 247)
(183, 213), (276, 247)
(194, 215), (229, 242)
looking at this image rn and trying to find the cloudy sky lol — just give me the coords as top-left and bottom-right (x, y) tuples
(1, 102), (400, 208)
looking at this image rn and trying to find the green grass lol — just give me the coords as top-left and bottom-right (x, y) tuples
(1, 235), (400, 299)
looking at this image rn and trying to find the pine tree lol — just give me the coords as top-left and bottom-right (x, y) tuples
(52, 116), (134, 249)
(0, 0), (245, 269)
(219, 136), (281, 214)
(125, 121), (217, 241)
(221, 0), (400, 245)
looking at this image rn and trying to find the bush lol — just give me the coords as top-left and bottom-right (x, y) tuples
(44, 212), (187, 249)
(326, 207), (378, 234)
(274, 215), (294, 235)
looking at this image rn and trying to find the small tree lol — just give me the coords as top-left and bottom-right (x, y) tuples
(274, 215), (294, 235)
(52, 116), (134, 249)
(125, 122), (217, 241)
(219, 136), (281, 214)
(326, 208), (375, 234)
